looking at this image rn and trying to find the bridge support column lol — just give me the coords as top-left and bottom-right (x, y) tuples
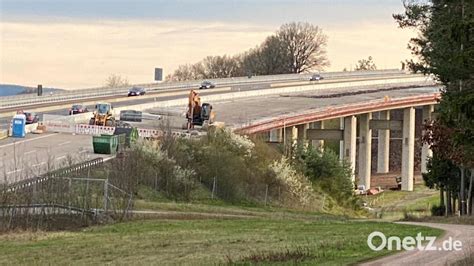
(296, 123), (309, 147)
(344, 116), (357, 183)
(339, 118), (344, 161)
(377, 111), (390, 173)
(310, 121), (324, 151)
(358, 113), (372, 190)
(269, 128), (282, 143)
(402, 107), (415, 191)
(284, 126), (297, 147)
(421, 105), (434, 174)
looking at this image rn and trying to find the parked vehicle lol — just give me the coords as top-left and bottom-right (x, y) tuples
(128, 87), (146, 96)
(69, 104), (88, 115)
(199, 81), (215, 90)
(310, 74), (324, 81)
(120, 110), (142, 122)
(17, 111), (39, 124)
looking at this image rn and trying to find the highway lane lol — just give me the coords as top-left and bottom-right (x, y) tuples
(0, 133), (108, 184)
(0, 73), (428, 129)
(0, 69), (406, 110)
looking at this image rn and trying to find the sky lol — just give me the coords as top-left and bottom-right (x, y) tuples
(0, 0), (416, 89)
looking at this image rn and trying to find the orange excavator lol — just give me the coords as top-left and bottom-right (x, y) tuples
(186, 90), (215, 129)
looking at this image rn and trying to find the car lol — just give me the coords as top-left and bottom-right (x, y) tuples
(119, 110), (142, 122)
(310, 74), (324, 81)
(17, 111), (39, 124)
(69, 104), (88, 115)
(128, 87), (146, 97)
(199, 81), (215, 90)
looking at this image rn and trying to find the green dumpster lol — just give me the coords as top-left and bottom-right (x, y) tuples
(113, 127), (138, 148)
(93, 134), (119, 154)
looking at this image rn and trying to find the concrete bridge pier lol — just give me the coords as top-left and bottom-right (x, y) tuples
(343, 116), (357, 183)
(358, 113), (372, 190)
(284, 126), (297, 147)
(269, 128), (283, 143)
(296, 123), (309, 147)
(401, 107), (415, 191)
(309, 121), (325, 151)
(377, 111), (390, 174)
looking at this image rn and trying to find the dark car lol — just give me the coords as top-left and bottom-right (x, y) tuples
(310, 74), (324, 81)
(69, 104), (88, 115)
(23, 111), (39, 124)
(128, 87), (146, 96)
(199, 81), (215, 90)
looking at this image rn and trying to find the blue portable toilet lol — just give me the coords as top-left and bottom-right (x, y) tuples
(11, 114), (26, 138)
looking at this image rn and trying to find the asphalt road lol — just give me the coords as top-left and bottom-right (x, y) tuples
(0, 133), (109, 184)
(154, 85), (441, 130)
(360, 222), (474, 266)
(0, 74), (416, 129)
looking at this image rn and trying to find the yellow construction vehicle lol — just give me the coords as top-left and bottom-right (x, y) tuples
(186, 90), (215, 129)
(89, 102), (116, 127)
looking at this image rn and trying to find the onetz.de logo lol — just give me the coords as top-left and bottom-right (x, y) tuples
(367, 231), (462, 251)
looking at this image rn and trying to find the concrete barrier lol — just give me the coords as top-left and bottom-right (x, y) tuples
(25, 123), (38, 134)
(0, 129), (8, 140)
(42, 120), (75, 133)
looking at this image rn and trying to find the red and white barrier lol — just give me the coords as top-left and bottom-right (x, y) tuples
(75, 124), (115, 135)
(137, 128), (163, 138)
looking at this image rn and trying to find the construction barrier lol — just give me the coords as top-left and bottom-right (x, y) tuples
(42, 120), (74, 133)
(137, 128), (163, 138)
(75, 124), (115, 135)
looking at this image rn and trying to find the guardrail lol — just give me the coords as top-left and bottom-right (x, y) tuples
(0, 69), (406, 110)
(6, 158), (104, 192)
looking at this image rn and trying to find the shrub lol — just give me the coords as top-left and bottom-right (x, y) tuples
(299, 148), (354, 204)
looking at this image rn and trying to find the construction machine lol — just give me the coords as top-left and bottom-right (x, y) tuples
(186, 90), (215, 129)
(89, 102), (116, 127)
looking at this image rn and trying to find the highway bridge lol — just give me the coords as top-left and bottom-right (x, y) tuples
(0, 70), (440, 191)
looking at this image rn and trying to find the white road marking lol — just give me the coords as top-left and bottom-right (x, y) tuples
(32, 162), (46, 167)
(24, 150), (37, 155)
(58, 141), (71, 146)
(6, 168), (22, 175)
(56, 156), (67, 161)
(0, 133), (59, 149)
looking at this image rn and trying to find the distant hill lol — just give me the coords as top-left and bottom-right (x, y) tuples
(0, 84), (63, 97)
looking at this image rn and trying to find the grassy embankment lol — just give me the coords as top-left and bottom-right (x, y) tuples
(0, 210), (442, 265)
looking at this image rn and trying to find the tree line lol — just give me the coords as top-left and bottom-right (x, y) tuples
(165, 22), (330, 81)
(395, 0), (473, 216)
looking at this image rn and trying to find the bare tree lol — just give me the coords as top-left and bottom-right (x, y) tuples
(355, 56), (377, 71)
(105, 74), (130, 88)
(202, 55), (240, 78)
(276, 22), (330, 73)
(167, 21), (330, 80)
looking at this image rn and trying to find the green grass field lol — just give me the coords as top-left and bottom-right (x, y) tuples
(0, 216), (441, 265)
